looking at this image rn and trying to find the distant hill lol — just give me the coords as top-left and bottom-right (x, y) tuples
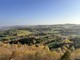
(0, 24), (80, 36)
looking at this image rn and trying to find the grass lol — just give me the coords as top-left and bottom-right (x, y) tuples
(0, 42), (80, 60)
(16, 30), (32, 36)
(0, 30), (32, 40)
(0, 43), (61, 60)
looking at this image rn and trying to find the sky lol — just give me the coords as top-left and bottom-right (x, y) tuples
(0, 0), (80, 26)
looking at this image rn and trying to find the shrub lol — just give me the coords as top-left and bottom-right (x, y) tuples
(61, 51), (71, 60)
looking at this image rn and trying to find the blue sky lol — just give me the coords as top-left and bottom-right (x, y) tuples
(0, 0), (80, 26)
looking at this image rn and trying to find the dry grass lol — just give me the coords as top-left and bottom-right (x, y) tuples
(71, 49), (80, 60)
(0, 43), (61, 60)
(0, 42), (80, 60)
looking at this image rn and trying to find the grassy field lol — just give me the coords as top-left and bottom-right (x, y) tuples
(15, 30), (32, 36)
(0, 30), (32, 40)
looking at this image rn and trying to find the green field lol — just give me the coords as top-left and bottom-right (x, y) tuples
(0, 30), (32, 40)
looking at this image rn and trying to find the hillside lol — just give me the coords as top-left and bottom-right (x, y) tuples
(0, 24), (80, 60)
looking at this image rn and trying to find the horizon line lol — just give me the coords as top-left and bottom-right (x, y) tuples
(0, 23), (80, 27)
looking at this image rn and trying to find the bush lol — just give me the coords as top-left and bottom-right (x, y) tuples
(61, 51), (71, 60)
